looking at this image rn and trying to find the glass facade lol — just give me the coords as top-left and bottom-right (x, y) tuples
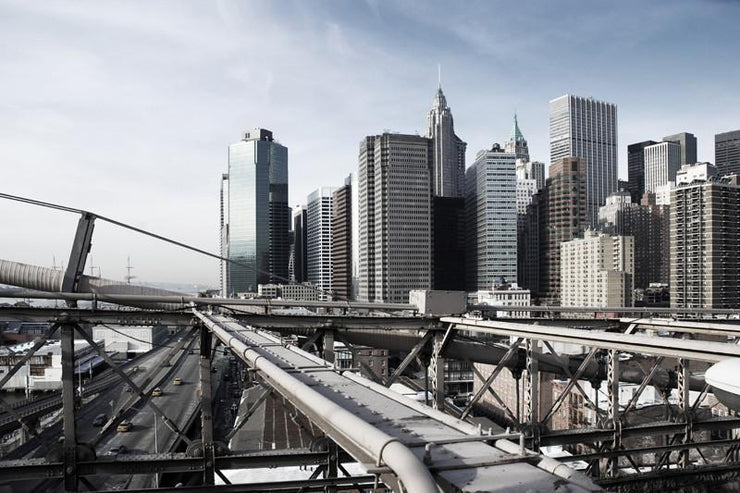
(226, 129), (288, 296)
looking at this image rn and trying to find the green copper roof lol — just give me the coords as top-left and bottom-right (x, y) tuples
(511, 113), (525, 141)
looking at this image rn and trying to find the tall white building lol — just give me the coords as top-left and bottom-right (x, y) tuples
(358, 133), (433, 303)
(307, 187), (337, 297)
(426, 86), (466, 198)
(550, 95), (618, 228)
(644, 141), (681, 192)
(465, 144), (518, 291)
(561, 230), (634, 309)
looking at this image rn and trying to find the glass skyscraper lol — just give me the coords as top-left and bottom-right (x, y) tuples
(223, 128), (289, 296)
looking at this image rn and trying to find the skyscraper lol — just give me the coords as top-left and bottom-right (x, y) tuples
(465, 144), (517, 291)
(426, 85), (467, 290)
(644, 141), (681, 193)
(292, 206), (308, 283)
(358, 133), (433, 303)
(663, 132), (697, 167)
(332, 176), (353, 300)
(307, 187), (336, 298)
(715, 130), (740, 176)
(427, 86), (467, 198)
(539, 157), (588, 304)
(671, 166), (740, 309)
(550, 95), (618, 228)
(505, 114), (530, 162)
(219, 173), (229, 296)
(627, 140), (657, 203)
(224, 128), (289, 296)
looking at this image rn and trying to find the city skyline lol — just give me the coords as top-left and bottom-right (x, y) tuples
(1, 0), (739, 285)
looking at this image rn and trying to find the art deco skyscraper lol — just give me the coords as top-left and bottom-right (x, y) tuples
(505, 114), (530, 163)
(358, 133), (433, 303)
(224, 128), (289, 296)
(550, 95), (618, 228)
(426, 86), (467, 198)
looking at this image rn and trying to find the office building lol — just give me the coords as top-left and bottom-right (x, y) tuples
(428, 86), (467, 290)
(292, 206), (308, 283)
(561, 230), (634, 309)
(307, 187), (337, 298)
(220, 173), (229, 296)
(332, 176), (353, 300)
(715, 130), (740, 176)
(433, 196), (466, 290)
(539, 157), (588, 304)
(550, 95), (618, 227)
(358, 133), (433, 303)
(427, 86), (467, 198)
(505, 114), (530, 162)
(598, 191), (669, 289)
(465, 144), (517, 291)
(671, 166), (740, 309)
(644, 141), (681, 193)
(518, 192), (542, 294)
(627, 140), (657, 203)
(224, 128), (289, 296)
(663, 132), (697, 167)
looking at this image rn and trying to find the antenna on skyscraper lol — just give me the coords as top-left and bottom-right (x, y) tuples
(438, 63), (442, 89)
(125, 256), (135, 284)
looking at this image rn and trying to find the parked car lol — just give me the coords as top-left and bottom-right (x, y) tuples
(117, 420), (132, 432)
(92, 413), (107, 427)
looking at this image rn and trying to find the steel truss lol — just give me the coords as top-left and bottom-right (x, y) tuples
(440, 317), (740, 485)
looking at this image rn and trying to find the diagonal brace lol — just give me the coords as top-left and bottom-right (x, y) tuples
(225, 386), (272, 441)
(622, 356), (665, 416)
(385, 331), (434, 387)
(75, 328), (191, 445)
(461, 337), (523, 420)
(541, 348), (598, 424)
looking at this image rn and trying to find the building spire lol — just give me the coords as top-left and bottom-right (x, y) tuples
(511, 113), (524, 141)
(438, 63), (441, 90)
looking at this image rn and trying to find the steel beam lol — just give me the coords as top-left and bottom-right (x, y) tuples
(461, 338), (522, 420)
(442, 316), (740, 362)
(385, 331), (433, 387)
(200, 324), (215, 485)
(524, 338), (540, 449)
(61, 324), (78, 492)
(62, 212), (95, 294)
(541, 348), (598, 425)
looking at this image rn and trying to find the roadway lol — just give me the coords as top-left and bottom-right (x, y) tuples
(2, 332), (202, 492)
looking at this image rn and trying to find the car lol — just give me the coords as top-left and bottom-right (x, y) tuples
(173, 377), (183, 386)
(109, 444), (128, 455)
(151, 387), (163, 397)
(117, 420), (132, 432)
(125, 385), (133, 392)
(92, 413), (107, 427)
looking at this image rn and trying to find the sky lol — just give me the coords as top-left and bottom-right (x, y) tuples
(0, 0), (738, 286)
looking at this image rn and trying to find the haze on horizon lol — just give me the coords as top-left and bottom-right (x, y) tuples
(0, 0), (738, 286)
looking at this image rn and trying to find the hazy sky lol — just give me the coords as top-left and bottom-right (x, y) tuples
(1, 0), (738, 286)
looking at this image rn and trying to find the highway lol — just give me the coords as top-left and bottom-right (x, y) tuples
(2, 332), (204, 492)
